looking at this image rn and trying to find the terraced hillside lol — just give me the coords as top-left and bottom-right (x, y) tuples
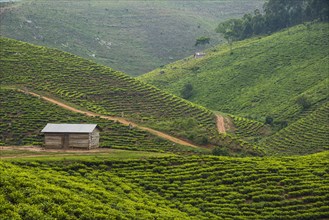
(1, 152), (328, 219)
(0, 37), (220, 145)
(140, 23), (329, 124)
(0, 0), (264, 76)
(263, 102), (329, 156)
(0, 88), (206, 154)
(228, 114), (271, 142)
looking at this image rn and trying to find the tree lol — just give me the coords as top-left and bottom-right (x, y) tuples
(212, 146), (229, 156)
(216, 19), (243, 53)
(181, 83), (194, 100)
(296, 95), (312, 110)
(215, 0), (329, 42)
(265, 116), (274, 125)
(241, 13), (253, 39)
(216, 19), (243, 41)
(195, 36), (210, 47)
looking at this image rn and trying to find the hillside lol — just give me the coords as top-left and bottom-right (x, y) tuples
(262, 102), (329, 156)
(227, 114), (271, 142)
(0, 37), (266, 156)
(0, 37), (214, 144)
(0, 87), (206, 154)
(1, 152), (329, 219)
(0, 0), (264, 76)
(140, 23), (329, 125)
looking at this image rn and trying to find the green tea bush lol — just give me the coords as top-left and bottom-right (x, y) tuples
(3, 152), (327, 219)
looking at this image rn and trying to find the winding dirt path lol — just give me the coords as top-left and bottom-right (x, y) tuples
(216, 114), (226, 133)
(20, 90), (199, 148)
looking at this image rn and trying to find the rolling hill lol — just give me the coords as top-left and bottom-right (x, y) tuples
(0, 37), (215, 140)
(262, 102), (329, 156)
(1, 152), (328, 219)
(1, 2), (328, 219)
(1, 37), (265, 156)
(0, 87), (206, 154)
(0, 0), (264, 76)
(140, 22), (329, 125)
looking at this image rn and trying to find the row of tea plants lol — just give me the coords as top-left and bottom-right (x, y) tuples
(1, 152), (328, 219)
(0, 88), (207, 154)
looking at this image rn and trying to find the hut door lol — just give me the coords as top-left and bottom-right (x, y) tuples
(63, 134), (69, 148)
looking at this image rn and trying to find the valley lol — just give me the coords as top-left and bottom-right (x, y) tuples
(0, 0), (328, 219)
(0, 0), (264, 76)
(140, 23), (329, 125)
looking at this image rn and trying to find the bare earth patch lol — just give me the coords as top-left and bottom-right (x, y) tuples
(216, 114), (226, 133)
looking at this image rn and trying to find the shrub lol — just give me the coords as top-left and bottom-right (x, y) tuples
(181, 83), (194, 100)
(296, 95), (311, 110)
(212, 146), (229, 156)
(265, 116), (273, 125)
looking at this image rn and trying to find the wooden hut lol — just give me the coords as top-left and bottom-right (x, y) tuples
(194, 52), (206, 58)
(41, 124), (101, 149)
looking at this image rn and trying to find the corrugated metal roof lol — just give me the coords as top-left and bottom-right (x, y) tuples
(41, 124), (98, 133)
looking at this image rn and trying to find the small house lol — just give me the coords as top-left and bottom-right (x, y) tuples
(41, 124), (101, 149)
(194, 52), (206, 58)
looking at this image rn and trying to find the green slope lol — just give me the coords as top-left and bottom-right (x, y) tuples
(0, 0), (264, 76)
(0, 160), (194, 219)
(263, 102), (329, 156)
(0, 37), (264, 155)
(227, 114), (271, 141)
(0, 88), (206, 154)
(0, 37), (215, 144)
(140, 23), (329, 124)
(1, 152), (329, 219)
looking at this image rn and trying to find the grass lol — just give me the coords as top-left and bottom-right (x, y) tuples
(0, 149), (52, 158)
(1, 151), (328, 219)
(0, 0), (264, 76)
(1, 149), (173, 161)
(140, 22), (329, 124)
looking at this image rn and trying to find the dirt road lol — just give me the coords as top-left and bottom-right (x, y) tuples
(216, 114), (226, 133)
(22, 90), (199, 148)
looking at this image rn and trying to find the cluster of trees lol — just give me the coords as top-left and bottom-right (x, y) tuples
(195, 36), (210, 47)
(216, 0), (329, 42)
(181, 83), (194, 99)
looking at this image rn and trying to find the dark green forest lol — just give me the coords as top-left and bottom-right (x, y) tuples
(216, 0), (329, 42)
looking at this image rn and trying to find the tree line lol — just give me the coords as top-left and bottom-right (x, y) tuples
(216, 0), (329, 42)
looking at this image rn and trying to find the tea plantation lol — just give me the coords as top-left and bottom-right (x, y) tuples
(263, 102), (329, 156)
(1, 3), (328, 219)
(1, 152), (328, 219)
(0, 37), (216, 145)
(0, 88), (206, 154)
(0, 37), (266, 156)
(228, 114), (271, 141)
(140, 23), (329, 125)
